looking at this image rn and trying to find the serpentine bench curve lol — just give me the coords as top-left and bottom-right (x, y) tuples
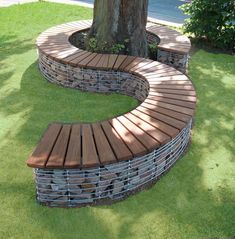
(27, 20), (196, 207)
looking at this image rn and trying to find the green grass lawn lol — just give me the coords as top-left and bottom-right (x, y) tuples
(0, 2), (234, 239)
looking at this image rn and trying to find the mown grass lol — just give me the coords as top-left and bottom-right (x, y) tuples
(0, 2), (234, 239)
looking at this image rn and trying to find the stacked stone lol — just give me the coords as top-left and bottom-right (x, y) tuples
(157, 49), (189, 73)
(39, 53), (149, 102)
(35, 120), (191, 207)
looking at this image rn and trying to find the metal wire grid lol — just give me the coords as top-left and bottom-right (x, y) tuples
(39, 53), (149, 102)
(34, 120), (192, 207)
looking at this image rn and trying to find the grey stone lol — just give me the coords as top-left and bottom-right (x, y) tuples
(112, 180), (124, 195)
(130, 175), (141, 186)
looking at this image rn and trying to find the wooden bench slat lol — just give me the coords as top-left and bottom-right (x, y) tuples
(78, 53), (98, 67)
(142, 70), (183, 78)
(147, 95), (196, 109)
(129, 60), (153, 73)
(107, 54), (118, 69)
(42, 47), (74, 59)
(137, 105), (185, 130)
(40, 44), (71, 52)
(117, 115), (160, 151)
(95, 54), (106, 68)
(113, 55), (128, 70)
(124, 113), (170, 145)
(61, 49), (86, 63)
(148, 91), (197, 102)
(87, 54), (103, 68)
(101, 121), (132, 161)
(101, 54), (109, 68)
(56, 48), (79, 60)
(133, 61), (162, 74)
(142, 68), (180, 77)
(141, 102), (191, 123)
(124, 57), (146, 72)
(131, 109), (179, 138)
(119, 56), (136, 71)
(82, 124), (99, 167)
(70, 52), (93, 65)
(149, 80), (192, 85)
(109, 118), (147, 157)
(92, 123), (117, 164)
(151, 88), (196, 96)
(27, 124), (62, 168)
(64, 124), (82, 168)
(46, 125), (71, 168)
(37, 41), (69, 48)
(150, 83), (194, 90)
(145, 98), (195, 116)
(136, 64), (173, 76)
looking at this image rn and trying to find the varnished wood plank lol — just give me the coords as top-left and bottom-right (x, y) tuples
(150, 83), (194, 90)
(92, 123), (117, 164)
(64, 124), (81, 168)
(113, 55), (128, 70)
(101, 54), (109, 68)
(78, 53), (98, 67)
(124, 113), (170, 145)
(133, 61), (162, 74)
(87, 54), (103, 68)
(95, 54), (107, 68)
(27, 124), (62, 168)
(124, 57), (146, 72)
(117, 115), (160, 151)
(82, 124), (99, 167)
(148, 80), (192, 85)
(101, 121), (132, 161)
(131, 109), (179, 138)
(147, 95), (196, 109)
(108, 54), (118, 69)
(46, 125), (71, 168)
(137, 105), (186, 130)
(61, 49), (86, 63)
(150, 87), (196, 96)
(119, 56), (136, 71)
(141, 102), (191, 123)
(148, 91), (197, 102)
(109, 118), (147, 156)
(69, 51), (92, 65)
(129, 60), (153, 73)
(145, 98), (195, 116)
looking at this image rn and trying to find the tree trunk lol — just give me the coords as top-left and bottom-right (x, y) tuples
(86, 0), (149, 57)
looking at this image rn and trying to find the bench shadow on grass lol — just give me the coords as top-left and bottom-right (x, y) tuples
(0, 49), (234, 238)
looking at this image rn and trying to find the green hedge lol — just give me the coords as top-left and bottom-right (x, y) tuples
(181, 0), (235, 51)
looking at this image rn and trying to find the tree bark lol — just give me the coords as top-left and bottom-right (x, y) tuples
(86, 0), (149, 57)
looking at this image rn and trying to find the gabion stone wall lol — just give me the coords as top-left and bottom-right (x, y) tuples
(157, 49), (189, 73)
(35, 120), (191, 207)
(39, 52), (149, 102)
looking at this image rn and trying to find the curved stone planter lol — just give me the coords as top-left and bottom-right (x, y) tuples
(27, 20), (196, 207)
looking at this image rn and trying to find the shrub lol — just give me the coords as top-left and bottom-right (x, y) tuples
(180, 0), (235, 51)
(148, 43), (158, 60)
(87, 37), (127, 54)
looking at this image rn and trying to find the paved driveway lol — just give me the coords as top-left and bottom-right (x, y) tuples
(77, 0), (188, 24)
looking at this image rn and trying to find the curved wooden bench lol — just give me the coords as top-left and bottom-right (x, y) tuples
(27, 20), (195, 206)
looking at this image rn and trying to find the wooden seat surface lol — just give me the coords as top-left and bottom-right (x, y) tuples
(27, 21), (195, 169)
